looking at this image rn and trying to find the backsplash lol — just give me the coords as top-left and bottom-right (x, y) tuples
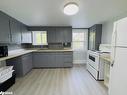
(0, 43), (72, 51)
(48, 43), (64, 49)
(21, 43), (48, 49)
(0, 43), (23, 51)
(22, 43), (71, 49)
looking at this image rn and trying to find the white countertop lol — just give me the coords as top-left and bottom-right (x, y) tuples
(100, 53), (111, 63)
(0, 48), (73, 61)
(35, 49), (73, 52)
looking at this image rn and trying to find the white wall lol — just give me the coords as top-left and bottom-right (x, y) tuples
(101, 12), (127, 44)
(101, 21), (114, 44)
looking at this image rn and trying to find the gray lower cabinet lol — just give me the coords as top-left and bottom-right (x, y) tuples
(33, 52), (73, 68)
(6, 53), (32, 77)
(63, 52), (73, 67)
(55, 52), (64, 67)
(33, 52), (56, 68)
(0, 11), (10, 43)
(33, 52), (58, 68)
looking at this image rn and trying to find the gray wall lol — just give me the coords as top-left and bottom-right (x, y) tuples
(101, 12), (127, 44)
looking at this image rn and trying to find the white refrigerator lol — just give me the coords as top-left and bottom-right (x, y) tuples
(109, 17), (127, 95)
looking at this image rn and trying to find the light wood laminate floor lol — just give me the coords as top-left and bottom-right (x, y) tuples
(8, 65), (108, 95)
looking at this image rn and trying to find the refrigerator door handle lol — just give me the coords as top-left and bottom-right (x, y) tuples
(111, 60), (114, 67)
(111, 22), (117, 68)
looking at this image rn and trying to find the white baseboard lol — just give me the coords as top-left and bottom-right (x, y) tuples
(73, 60), (86, 64)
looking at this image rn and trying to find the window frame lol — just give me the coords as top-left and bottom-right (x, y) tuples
(72, 29), (87, 51)
(32, 31), (48, 45)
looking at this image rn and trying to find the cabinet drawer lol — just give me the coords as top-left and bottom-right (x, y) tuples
(87, 64), (98, 80)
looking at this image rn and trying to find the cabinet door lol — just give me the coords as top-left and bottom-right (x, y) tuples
(21, 24), (32, 43)
(95, 25), (102, 50)
(22, 54), (33, 75)
(63, 28), (72, 42)
(10, 18), (21, 43)
(33, 53), (49, 68)
(47, 28), (56, 43)
(46, 53), (57, 67)
(0, 12), (10, 43)
(55, 52), (64, 67)
(6, 57), (23, 77)
(89, 28), (96, 50)
(55, 28), (64, 42)
(63, 52), (73, 67)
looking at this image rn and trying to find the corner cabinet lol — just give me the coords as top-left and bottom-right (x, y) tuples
(21, 24), (32, 43)
(0, 11), (10, 43)
(88, 24), (102, 50)
(6, 53), (33, 77)
(9, 18), (22, 44)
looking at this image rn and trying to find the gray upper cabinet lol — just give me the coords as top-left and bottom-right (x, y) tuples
(88, 24), (102, 50)
(21, 24), (32, 43)
(0, 11), (10, 43)
(55, 28), (64, 43)
(47, 27), (56, 43)
(47, 27), (72, 43)
(10, 18), (22, 44)
(63, 27), (72, 42)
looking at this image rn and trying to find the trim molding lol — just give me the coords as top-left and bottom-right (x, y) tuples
(73, 60), (86, 64)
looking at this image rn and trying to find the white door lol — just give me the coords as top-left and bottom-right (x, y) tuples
(115, 17), (127, 47)
(109, 47), (127, 95)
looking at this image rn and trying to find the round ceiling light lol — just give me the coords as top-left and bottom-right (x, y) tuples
(63, 2), (79, 16)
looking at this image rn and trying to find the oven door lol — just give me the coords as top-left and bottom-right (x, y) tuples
(88, 54), (99, 71)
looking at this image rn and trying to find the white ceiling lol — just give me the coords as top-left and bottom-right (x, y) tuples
(0, 0), (127, 28)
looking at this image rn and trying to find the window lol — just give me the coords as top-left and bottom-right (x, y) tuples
(73, 30), (87, 51)
(32, 31), (47, 45)
(72, 29), (88, 64)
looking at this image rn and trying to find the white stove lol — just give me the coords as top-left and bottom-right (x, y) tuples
(87, 44), (111, 80)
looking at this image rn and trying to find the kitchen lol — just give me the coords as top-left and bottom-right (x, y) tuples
(0, 0), (127, 95)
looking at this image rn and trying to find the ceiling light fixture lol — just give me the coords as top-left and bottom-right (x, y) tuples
(63, 2), (79, 16)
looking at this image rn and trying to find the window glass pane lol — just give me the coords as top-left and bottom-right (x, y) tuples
(41, 31), (47, 45)
(73, 32), (84, 41)
(32, 31), (47, 45)
(36, 32), (41, 45)
(73, 42), (84, 50)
